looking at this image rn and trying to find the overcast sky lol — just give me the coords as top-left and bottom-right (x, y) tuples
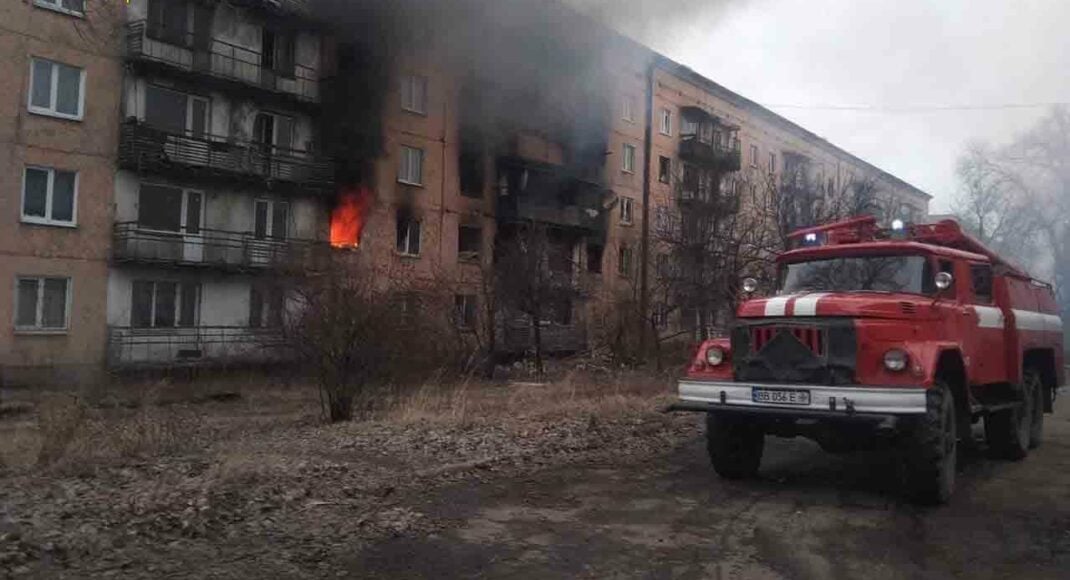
(576, 0), (1070, 211)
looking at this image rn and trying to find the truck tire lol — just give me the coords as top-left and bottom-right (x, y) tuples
(706, 413), (764, 479)
(985, 370), (1036, 460)
(903, 380), (957, 504)
(1027, 370), (1044, 449)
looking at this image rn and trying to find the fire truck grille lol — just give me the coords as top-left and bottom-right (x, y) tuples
(731, 319), (857, 385)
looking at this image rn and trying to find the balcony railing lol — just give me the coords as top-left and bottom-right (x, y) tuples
(125, 20), (320, 104)
(108, 325), (288, 368)
(679, 135), (742, 171)
(119, 121), (335, 193)
(112, 222), (335, 271)
(496, 157), (610, 234)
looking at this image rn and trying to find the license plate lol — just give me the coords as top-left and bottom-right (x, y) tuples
(752, 388), (811, 406)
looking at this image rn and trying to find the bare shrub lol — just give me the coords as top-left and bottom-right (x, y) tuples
(35, 394), (86, 467)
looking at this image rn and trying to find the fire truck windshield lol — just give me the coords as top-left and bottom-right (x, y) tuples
(780, 255), (933, 295)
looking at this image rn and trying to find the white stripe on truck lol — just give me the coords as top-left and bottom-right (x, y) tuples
(764, 296), (791, 316)
(973, 306), (1005, 329)
(1012, 309), (1063, 333)
(793, 294), (828, 317)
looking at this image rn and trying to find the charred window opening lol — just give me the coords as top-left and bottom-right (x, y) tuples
(658, 156), (671, 183)
(262, 28), (296, 78)
(458, 225), (482, 261)
(586, 243), (603, 274)
(454, 294), (477, 329)
(459, 147), (485, 198)
(396, 209), (421, 256)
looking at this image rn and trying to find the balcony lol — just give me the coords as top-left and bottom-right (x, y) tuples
(495, 157), (610, 235)
(108, 326), (288, 368)
(119, 121), (335, 194)
(125, 20), (320, 107)
(112, 222), (335, 272)
(679, 135), (742, 172)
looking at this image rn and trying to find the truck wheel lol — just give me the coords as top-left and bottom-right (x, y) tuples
(1027, 370), (1044, 449)
(903, 380), (957, 504)
(984, 371), (1036, 460)
(706, 413), (764, 479)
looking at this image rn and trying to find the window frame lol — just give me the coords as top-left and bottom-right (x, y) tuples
(454, 294), (477, 329)
(253, 198), (290, 241)
(33, 0), (85, 17)
(457, 224), (482, 261)
(621, 95), (636, 123)
(396, 214), (422, 257)
(401, 74), (429, 115)
(618, 245), (633, 277)
(136, 183), (205, 236)
(620, 197), (634, 225)
(13, 276), (71, 333)
(750, 144), (759, 167)
(21, 165), (78, 227)
(398, 145), (425, 186)
(970, 263), (995, 305)
(657, 156), (671, 184)
(768, 151), (777, 174)
(131, 280), (200, 329)
(659, 108), (673, 136)
(622, 143), (636, 174)
(28, 57), (86, 121)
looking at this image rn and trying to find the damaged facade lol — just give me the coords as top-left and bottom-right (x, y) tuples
(0, 0), (930, 383)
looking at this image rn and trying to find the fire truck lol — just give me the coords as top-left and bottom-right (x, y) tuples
(671, 217), (1064, 503)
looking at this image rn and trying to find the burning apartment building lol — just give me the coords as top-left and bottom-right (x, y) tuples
(0, 0), (929, 383)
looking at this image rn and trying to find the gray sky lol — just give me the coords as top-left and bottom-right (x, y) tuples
(575, 0), (1070, 211)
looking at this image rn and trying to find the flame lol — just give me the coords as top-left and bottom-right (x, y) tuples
(330, 186), (372, 248)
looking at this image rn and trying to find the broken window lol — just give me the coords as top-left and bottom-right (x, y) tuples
(459, 147), (484, 198)
(396, 211), (421, 255)
(586, 244), (603, 274)
(658, 156), (671, 184)
(458, 225), (481, 260)
(262, 28), (296, 78)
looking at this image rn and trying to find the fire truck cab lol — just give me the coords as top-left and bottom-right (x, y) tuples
(673, 217), (1064, 503)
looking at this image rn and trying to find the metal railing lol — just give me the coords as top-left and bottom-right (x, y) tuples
(119, 121), (335, 191)
(113, 222), (335, 271)
(125, 20), (320, 103)
(108, 325), (288, 368)
(679, 135), (742, 170)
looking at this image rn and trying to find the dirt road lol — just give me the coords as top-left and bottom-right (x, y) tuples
(352, 400), (1070, 579)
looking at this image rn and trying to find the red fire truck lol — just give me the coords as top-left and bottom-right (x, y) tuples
(672, 217), (1064, 503)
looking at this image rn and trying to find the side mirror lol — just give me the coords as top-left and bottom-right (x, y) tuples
(742, 277), (759, 295)
(935, 271), (954, 291)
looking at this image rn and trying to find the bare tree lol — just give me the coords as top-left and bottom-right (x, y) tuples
(951, 142), (1036, 265)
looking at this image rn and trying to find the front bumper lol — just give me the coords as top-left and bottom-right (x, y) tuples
(674, 379), (928, 417)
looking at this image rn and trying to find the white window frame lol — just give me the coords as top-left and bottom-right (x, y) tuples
(33, 0), (85, 17)
(401, 74), (428, 115)
(136, 183), (205, 235)
(13, 276), (71, 333)
(21, 166), (78, 227)
(659, 108), (673, 136)
(622, 143), (636, 174)
(131, 280), (201, 329)
(620, 197), (634, 225)
(621, 95), (635, 123)
(398, 145), (424, 186)
(27, 57), (85, 121)
(397, 216), (421, 256)
(768, 151), (777, 174)
(253, 198), (290, 240)
(750, 144), (759, 167)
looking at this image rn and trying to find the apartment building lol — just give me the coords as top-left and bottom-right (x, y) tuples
(106, 0), (334, 366)
(0, 0), (123, 385)
(0, 1), (931, 383)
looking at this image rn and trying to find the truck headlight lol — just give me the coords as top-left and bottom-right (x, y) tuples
(706, 347), (725, 366)
(883, 349), (908, 372)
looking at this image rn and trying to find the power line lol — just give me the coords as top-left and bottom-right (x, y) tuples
(762, 102), (1069, 113)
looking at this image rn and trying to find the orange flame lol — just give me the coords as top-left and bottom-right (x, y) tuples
(330, 186), (372, 248)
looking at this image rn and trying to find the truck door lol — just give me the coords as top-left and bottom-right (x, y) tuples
(968, 262), (1007, 385)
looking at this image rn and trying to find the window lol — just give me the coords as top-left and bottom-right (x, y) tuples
(138, 184), (202, 234)
(131, 281), (199, 329)
(254, 200), (289, 240)
(28, 58), (84, 120)
(659, 108), (673, 135)
(249, 286), (284, 328)
(621, 95), (636, 123)
(14, 277), (69, 331)
(750, 144), (759, 167)
(658, 156), (671, 183)
(620, 197), (634, 225)
(622, 143), (636, 173)
(970, 264), (994, 304)
(145, 85), (209, 137)
(618, 245), (633, 277)
(253, 112), (295, 152)
(454, 294), (476, 329)
(459, 147), (484, 198)
(401, 74), (428, 114)
(398, 146), (424, 186)
(586, 244), (603, 274)
(22, 166), (76, 226)
(458, 225), (481, 260)
(768, 151), (777, 174)
(262, 28), (296, 78)
(34, 0), (85, 16)
(682, 117), (698, 136)
(396, 212), (421, 256)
